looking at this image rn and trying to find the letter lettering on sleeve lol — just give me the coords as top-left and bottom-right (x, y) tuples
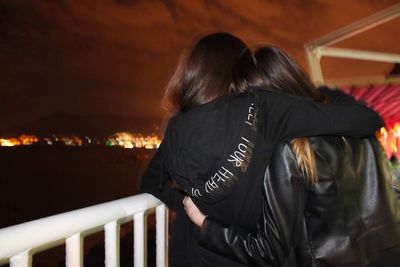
(238, 143), (247, 153)
(228, 153), (243, 167)
(219, 166), (233, 180)
(191, 188), (202, 197)
(205, 175), (219, 193)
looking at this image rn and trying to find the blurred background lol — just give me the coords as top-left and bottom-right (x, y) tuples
(0, 0), (399, 266)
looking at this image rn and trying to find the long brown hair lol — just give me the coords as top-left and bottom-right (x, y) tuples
(163, 32), (248, 113)
(236, 46), (326, 184)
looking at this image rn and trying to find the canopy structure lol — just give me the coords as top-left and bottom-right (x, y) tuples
(305, 3), (400, 159)
(305, 3), (400, 85)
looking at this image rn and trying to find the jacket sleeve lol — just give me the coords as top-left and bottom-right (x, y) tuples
(139, 141), (183, 209)
(259, 89), (383, 143)
(198, 143), (308, 266)
(390, 173), (400, 202)
(318, 86), (356, 105)
(370, 138), (400, 202)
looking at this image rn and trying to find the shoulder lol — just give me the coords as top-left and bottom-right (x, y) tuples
(318, 86), (356, 104)
(163, 92), (250, 147)
(309, 136), (347, 153)
(171, 92), (249, 125)
(270, 141), (296, 162)
(253, 87), (313, 107)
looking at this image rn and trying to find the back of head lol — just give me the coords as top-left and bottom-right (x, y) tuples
(236, 45), (324, 184)
(236, 45), (323, 101)
(164, 32), (248, 113)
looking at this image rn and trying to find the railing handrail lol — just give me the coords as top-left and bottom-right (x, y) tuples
(0, 193), (165, 265)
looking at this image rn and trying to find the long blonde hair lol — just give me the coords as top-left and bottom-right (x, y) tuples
(291, 138), (318, 184)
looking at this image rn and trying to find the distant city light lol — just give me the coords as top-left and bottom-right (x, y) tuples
(376, 123), (400, 159)
(0, 133), (161, 149)
(0, 138), (18, 147)
(107, 132), (161, 149)
(0, 135), (38, 147)
(56, 135), (83, 146)
(2, 125), (398, 157)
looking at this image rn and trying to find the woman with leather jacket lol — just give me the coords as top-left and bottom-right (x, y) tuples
(140, 33), (383, 266)
(185, 137), (400, 267)
(183, 46), (400, 266)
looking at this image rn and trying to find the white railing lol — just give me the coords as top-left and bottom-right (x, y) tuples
(0, 193), (168, 267)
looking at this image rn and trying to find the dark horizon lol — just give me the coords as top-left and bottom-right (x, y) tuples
(0, 111), (163, 138)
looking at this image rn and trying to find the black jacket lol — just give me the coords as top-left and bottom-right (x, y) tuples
(199, 137), (400, 267)
(140, 87), (383, 266)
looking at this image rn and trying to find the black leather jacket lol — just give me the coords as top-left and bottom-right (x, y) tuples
(199, 137), (400, 267)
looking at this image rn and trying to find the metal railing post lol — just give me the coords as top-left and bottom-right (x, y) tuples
(105, 220), (120, 267)
(66, 233), (83, 267)
(156, 204), (168, 267)
(10, 251), (31, 267)
(134, 211), (147, 267)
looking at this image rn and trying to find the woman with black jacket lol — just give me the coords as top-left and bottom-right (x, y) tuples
(140, 33), (383, 266)
(183, 46), (400, 266)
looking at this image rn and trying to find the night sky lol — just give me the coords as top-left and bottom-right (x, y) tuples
(0, 0), (398, 137)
